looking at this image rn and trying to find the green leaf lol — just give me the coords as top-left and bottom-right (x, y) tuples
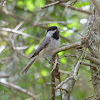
(17, 1), (24, 7)
(40, 69), (48, 76)
(35, 0), (45, 7)
(60, 58), (66, 64)
(26, 0), (35, 11)
(74, 1), (90, 7)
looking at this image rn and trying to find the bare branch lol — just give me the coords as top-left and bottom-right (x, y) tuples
(52, 41), (100, 65)
(41, 0), (69, 9)
(37, 21), (67, 25)
(81, 61), (98, 69)
(0, 80), (37, 99)
(0, 75), (10, 78)
(0, 28), (40, 40)
(74, 60), (81, 79)
(67, 6), (91, 15)
(83, 94), (95, 100)
(56, 76), (74, 89)
(47, 0), (91, 15)
(85, 55), (100, 65)
(52, 42), (82, 55)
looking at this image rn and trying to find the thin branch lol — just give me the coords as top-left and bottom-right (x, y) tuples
(0, 80), (37, 100)
(0, 9), (48, 29)
(52, 42), (82, 56)
(83, 94), (94, 100)
(56, 76), (74, 89)
(85, 55), (100, 65)
(52, 41), (100, 65)
(41, 0), (70, 9)
(14, 46), (29, 50)
(0, 28), (40, 40)
(37, 21), (67, 25)
(67, 6), (91, 15)
(0, 75), (10, 78)
(60, 54), (77, 59)
(81, 61), (98, 68)
(47, 0), (91, 15)
(74, 60), (81, 79)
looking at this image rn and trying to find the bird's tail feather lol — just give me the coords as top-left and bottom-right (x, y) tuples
(20, 56), (38, 74)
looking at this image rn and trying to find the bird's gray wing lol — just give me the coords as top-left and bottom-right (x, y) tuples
(31, 37), (51, 58)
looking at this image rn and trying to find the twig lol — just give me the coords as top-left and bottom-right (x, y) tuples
(0, 9), (48, 29)
(14, 21), (24, 30)
(81, 61), (98, 69)
(85, 55), (100, 65)
(14, 46), (29, 50)
(0, 80), (37, 100)
(52, 42), (82, 55)
(68, 6), (91, 15)
(0, 75), (10, 78)
(37, 21), (67, 25)
(60, 54), (77, 59)
(47, 0), (91, 15)
(41, 0), (69, 9)
(51, 41), (100, 65)
(0, 28), (40, 40)
(83, 94), (94, 100)
(74, 60), (81, 80)
(56, 76), (74, 89)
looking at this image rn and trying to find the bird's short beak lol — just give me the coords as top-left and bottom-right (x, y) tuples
(56, 28), (60, 32)
(56, 29), (59, 32)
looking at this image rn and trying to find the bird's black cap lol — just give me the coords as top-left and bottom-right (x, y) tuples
(47, 26), (58, 32)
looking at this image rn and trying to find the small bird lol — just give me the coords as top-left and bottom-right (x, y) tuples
(21, 26), (60, 74)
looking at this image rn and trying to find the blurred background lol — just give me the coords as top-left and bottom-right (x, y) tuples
(0, 0), (93, 100)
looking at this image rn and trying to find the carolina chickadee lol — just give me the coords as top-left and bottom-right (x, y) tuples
(21, 26), (60, 74)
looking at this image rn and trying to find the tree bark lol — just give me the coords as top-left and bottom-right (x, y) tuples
(88, 0), (100, 99)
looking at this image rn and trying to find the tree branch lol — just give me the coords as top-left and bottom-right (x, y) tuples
(0, 80), (37, 100)
(52, 42), (82, 55)
(47, 0), (91, 15)
(41, 0), (70, 9)
(85, 55), (100, 65)
(52, 41), (100, 65)
(56, 76), (74, 89)
(0, 75), (10, 78)
(74, 60), (81, 79)
(0, 28), (40, 40)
